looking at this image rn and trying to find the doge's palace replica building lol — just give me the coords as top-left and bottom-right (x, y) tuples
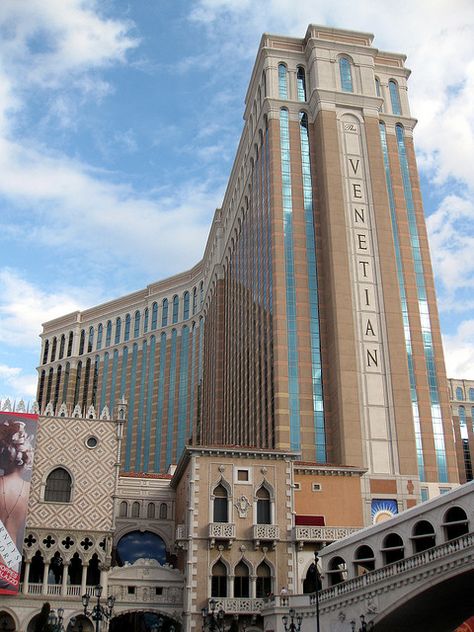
(1, 23), (460, 632)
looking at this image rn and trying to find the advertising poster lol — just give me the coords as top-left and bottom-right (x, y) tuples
(0, 411), (37, 594)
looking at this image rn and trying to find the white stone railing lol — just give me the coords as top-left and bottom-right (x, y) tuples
(319, 531), (474, 602)
(208, 523), (236, 539)
(294, 526), (361, 543)
(253, 524), (280, 541)
(210, 598), (265, 613)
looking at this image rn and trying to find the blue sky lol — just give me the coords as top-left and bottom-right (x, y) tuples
(0, 0), (473, 401)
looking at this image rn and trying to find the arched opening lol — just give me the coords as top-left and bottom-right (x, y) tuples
(381, 532), (405, 565)
(159, 503), (167, 519)
(45, 467), (72, 502)
(442, 506), (469, 541)
(67, 614), (94, 632)
(256, 487), (271, 524)
(68, 551), (82, 585)
(116, 531), (167, 566)
(147, 502), (155, 519)
(303, 560), (321, 593)
(132, 501), (140, 518)
(110, 612), (179, 632)
(353, 545), (375, 575)
(0, 611), (15, 631)
(326, 556), (347, 586)
(120, 501), (128, 517)
(256, 561), (272, 598)
(234, 560), (250, 598)
(211, 559), (227, 597)
(29, 550), (45, 584)
(48, 551), (64, 584)
(213, 484), (228, 523)
(412, 520), (436, 553)
(86, 553), (100, 586)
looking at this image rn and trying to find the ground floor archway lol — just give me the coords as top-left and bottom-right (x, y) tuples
(110, 611), (180, 632)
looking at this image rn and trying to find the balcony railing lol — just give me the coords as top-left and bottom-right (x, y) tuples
(252, 524), (280, 541)
(208, 523), (236, 548)
(209, 598), (265, 614)
(19, 584), (96, 597)
(294, 525), (361, 545)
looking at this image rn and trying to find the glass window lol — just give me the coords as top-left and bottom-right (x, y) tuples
(143, 308), (149, 333)
(134, 310), (141, 338)
(79, 330), (85, 355)
(147, 503), (155, 519)
(339, 57), (353, 92)
(96, 324), (103, 350)
(183, 291), (190, 320)
(51, 337), (57, 362)
(211, 560), (227, 597)
(132, 502), (140, 518)
(213, 484), (228, 523)
(234, 561), (250, 598)
(278, 63), (288, 99)
(389, 80), (401, 115)
(469, 388), (474, 401)
(172, 295), (179, 324)
(67, 331), (73, 357)
(162, 299), (168, 327)
(115, 317), (122, 344)
(192, 287), (197, 314)
(159, 503), (167, 519)
(152, 302), (158, 330)
(87, 327), (94, 353)
(124, 314), (131, 341)
(256, 562), (272, 598)
(297, 66), (306, 101)
(456, 386), (464, 400)
(256, 487), (271, 524)
(120, 501), (128, 517)
(200, 282), (204, 307)
(42, 340), (49, 365)
(45, 468), (72, 502)
(105, 321), (112, 347)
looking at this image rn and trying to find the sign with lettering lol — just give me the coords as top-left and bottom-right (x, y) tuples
(0, 411), (38, 594)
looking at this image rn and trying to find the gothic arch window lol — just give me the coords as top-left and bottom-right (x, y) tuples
(183, 291), (190, 320)
(96, 324), (103, 350)
(162, 299), (169, 327)
(132, 501), (140, 518)
(51, 337), (57, 362)
(115, 317), (122, 344)
(105, 321), (112, 347)
(79, 330), (85, 355)
(339, 57), (353, 92)
(256, 561), (272, 597)
(159, 503), (168, 519)
(172, 295), (179, 324)
(234, 560), (250, 598)
(67, 331), (74, 357)
(45, 467), (73, 502)
(256, 486), (271, 524)
(213, 484), (228, 523)
(147, 503), (155, 519)
(42, 340), (49, 365)
(297, 66), (306, 101)
(120, 501), (128, 517)
(134, 310), (141, 338)
(278, 63), (288, 99)
(124, 314), (131, 342)
(211, 559), (227, 597)
(389, 79), (401, 115)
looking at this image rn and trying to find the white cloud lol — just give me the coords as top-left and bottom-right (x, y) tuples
(443, 320), (474, 380)
(0, 364), (37, 399)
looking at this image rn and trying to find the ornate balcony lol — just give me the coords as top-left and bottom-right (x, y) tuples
(294, 525), (361, 548)
(208, 598), (265, 614)
(208, 522), (236, 548)
(252, 524), (280, 549)
(175, 523), (188, 549)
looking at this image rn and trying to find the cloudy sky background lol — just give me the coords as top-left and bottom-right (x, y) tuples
(0, 0), (473, 401)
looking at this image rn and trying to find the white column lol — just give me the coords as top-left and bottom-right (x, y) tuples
(22, 560), (31, 594)
(42, 561), (50, 595)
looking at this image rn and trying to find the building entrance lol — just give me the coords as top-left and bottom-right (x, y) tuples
(110, 612), (179, 632)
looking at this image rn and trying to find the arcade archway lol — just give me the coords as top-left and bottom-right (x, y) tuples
(110, 611), (180, 632)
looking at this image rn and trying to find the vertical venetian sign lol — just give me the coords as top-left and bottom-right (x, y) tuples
(0, 411), (37, 594)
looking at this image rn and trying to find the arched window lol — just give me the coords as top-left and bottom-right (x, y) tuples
(120, 501), (128, 517)
(303, 560), (321, 594)
(53, 365), (62, 408)
(172, 295), (179, 324)
(442, 506), (469, 541)
(256, 487), (271, 524)
(234, 561), (250, 598)
(159, 503), (168, 519)
(151, 302), (158, 330)
(146, 503), (155, 519)
(116, 531), (167, 566)
(81, 358), (91, 410)
(192, 287), (197, 314)
(353, 545), (375, 575)
(38, 370), (46, 410)
(183, 291), (190, 320)
(469, 388), (474, 401)
(162, 299), (168, 327)
(87, 326), (94, 353)
(45, 367), (53, 405)
(134, 311), (141, 338)
(124, 314), (131, 341)
(67, 331), (74, 357)
(327, 556), (347, 586)
(74, 361), (82, 404)
(143, 308), (149, 333)
(211, 560), (227, 597)
(278, 63), (288, 99)
(213, 484), (228, 523)
(339, 57), (353, 92)
(256, 561), (272, 598)
(96, 324), (103, 350)
(381, 533), (404, 565)
(62, 362), (70, 403)
(51, 337), (57, 362)
(389, 79), (401, 115)
(79, 330), (85, 355)
(105, 321), (112, 347)
(132, 501), (140, 518)
(456, 386), (464, 400)
(200, 282), (204, 307)
(115, 317), (122, 344)
(297, 66), (306, 101)
(411, 520), (436, 553)
(42, 340), (49, 365)
(45, 468), (72, 502)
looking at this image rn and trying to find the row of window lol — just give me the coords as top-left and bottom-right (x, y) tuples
(211, 558), (272, 598)
(119, 500), (169, 520)
(277, 59), (402, 115)
(325, 506), (469, 586)
(455, 386), (474, 401)
(42, 285), (205, 364)
(213, 484), (272, 524)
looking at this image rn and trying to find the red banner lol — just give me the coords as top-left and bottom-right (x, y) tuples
(0, 411), (37, 594)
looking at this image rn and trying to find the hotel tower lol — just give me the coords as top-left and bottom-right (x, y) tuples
(37, 25), (459, 515)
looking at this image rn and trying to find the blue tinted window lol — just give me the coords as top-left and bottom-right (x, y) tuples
(115, 317), (122, 344)
(200, 282), (204, 307)
(470, 388), (474, 401)
(278, 63), (288, 99)
(124, 314), (131, 341)
(143, 308), (149, 333)
(105, 321), (112, 347)
(79, 330), (85, 355)
(456, 387), (464, 400)
(172, 295), (179, 324)
(134, 310), (140, 337)
(339, 57), (353, 92)
(297, 67), (306, 101)
(151, 302), (158, 330)
(192, 287), (197, 314)
(96, 324), (103, 350)
(87, 327), (94, 353)
(162, 299), (168, 327)
(389, 80), (401, 115)
(183, 291), (190, 320)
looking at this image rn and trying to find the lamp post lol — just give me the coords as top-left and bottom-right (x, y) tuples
(282, 608), (303, 632)
(201, 599), (225, 632)
(47, 608), (65, 632)
(350, 615), (374, 631)
(82, 584), (115, 632)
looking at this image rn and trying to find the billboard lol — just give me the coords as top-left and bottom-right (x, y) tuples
(0, 411), (38, 594)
